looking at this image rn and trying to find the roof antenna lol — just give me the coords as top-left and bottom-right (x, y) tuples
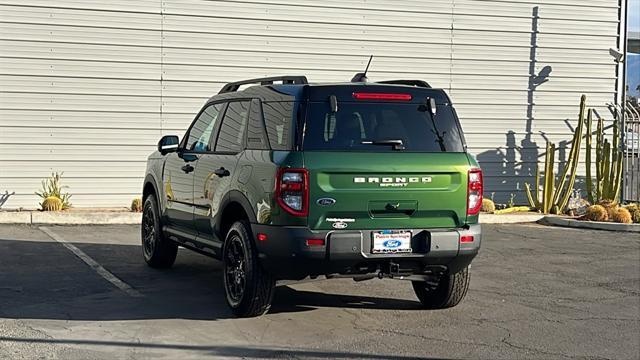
(351, 55), (373, 83)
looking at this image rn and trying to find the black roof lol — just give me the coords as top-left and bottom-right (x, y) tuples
(210, 75), (450, 104)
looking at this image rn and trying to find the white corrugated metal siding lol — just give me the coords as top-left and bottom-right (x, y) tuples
(0, 0), (621, 208)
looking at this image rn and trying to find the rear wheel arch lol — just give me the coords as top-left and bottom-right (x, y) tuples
(217, 190), (257, 242)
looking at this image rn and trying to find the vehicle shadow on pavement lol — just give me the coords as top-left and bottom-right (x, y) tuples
(271, 286), (423, 313)
(0, 238), (423, 321)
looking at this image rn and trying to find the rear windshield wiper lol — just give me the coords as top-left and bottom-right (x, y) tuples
(361, 139), (405, 150)
(419, 100), (447, 152)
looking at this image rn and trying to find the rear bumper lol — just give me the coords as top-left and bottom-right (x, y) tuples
(251, 223), (481, 280)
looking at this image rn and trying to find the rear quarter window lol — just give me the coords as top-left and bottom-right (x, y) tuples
(303, 102), (465, 152)
(263, 101), (294, 150)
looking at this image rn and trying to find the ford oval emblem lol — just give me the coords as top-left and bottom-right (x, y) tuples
(383, 239), (402, 248)
(332, 221), (348, 229)
(317, 198), (336, 206)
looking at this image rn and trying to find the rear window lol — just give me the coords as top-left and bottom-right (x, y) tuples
(303, 102), (465, 152)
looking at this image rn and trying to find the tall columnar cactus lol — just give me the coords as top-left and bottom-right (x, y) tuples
(585, 109), (593, 203)
(586, 113), (623, 202)
(525, 95), (586, 214)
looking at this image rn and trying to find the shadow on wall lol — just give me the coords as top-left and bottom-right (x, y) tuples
(476, 6), (553, 205)
(0, 191), (15, 209)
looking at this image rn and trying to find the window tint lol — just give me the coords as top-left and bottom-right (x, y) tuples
(263, 101), (293, 150)
(303, 102), (465, 152)
(246, 99), (269, 150)
(215, 101), (250, 152)
(185, 103), (224, 152)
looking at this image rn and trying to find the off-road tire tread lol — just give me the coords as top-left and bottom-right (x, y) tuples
(143, 194), (178, 269)
(225, 221), (275, 317)
(412, 266), (470, 309)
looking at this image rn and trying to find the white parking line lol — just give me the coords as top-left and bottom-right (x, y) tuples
(39, 226), (143, 298)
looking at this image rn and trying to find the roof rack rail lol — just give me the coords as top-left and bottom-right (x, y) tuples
(218, 76), (309, 94)
(376, 79), (431, 88)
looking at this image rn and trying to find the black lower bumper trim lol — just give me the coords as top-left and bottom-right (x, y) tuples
(251, 223), (481, 280)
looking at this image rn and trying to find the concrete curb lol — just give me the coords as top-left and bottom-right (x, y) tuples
(1, 211), (544, 225)
(540, 216), (640, 233)
(0, 211), (32, 224)
(33, 212), (142, 225)
(0, 211), (141, 225)
(480, 213), (545, 224)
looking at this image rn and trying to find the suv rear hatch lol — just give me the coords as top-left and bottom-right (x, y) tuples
(301, 85), (473, 231)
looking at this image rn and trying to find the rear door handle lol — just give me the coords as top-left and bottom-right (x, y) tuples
(181, 164), (194, 173)
(214, 167), (230, 177)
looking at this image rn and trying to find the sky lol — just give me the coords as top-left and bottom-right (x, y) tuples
(628, 0), (639, 96)
(630, 0), (639, 32)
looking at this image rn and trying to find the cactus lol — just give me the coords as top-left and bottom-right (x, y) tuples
(481, 198), (496, 213)
(493, 206), (531, 215)
(525, 141), (557, 213)
(35, 172), (72, 210)
(41, 196), (63, 211)
(525, 95), (586, 214)
(587, 113), (623, 203)
(585, 109), (593, 203)
(611, 207), (632, 224)
(585, 205), (608, 222)
(553, 95), (586, 212)
(131, 198), (143, 212)
(625, 204), (640, 223)
(598, 199), (618, 220)
(543, 141), (556, 213)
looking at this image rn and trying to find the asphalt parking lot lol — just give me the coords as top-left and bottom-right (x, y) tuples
(0, 224), (638, 360)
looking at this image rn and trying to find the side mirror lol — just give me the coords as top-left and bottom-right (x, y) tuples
(158, 135), (179, 155)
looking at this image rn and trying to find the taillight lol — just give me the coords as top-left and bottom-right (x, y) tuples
(352, 92), (412, 101)
(276, 168), (309, 217)
(467, 168), (483, 216)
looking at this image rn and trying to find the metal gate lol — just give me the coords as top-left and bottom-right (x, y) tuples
(612, 101), (640, 202)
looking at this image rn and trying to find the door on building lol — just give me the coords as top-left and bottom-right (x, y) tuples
(194, 100), (250, 251)
(162, 102), (225, 233)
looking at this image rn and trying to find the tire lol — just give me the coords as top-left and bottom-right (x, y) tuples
(222, 220), (275, 317)
(141, 194), (178, 268)
(412, 266), (470, 309)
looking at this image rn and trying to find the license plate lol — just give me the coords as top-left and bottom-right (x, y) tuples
(372, 230), (412, 254)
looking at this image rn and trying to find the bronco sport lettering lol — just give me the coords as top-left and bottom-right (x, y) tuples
(355, 176), (433, 187)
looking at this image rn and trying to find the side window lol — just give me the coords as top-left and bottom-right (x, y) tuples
(246, 99), (269, 150)
(263, 101), (293, 150)
(185, 103), (224, 152)
(215, 101), (250, 153)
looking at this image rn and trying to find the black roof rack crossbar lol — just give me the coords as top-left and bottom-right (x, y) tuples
(376, 79), (431, 88)
(218, 76), (309, 94)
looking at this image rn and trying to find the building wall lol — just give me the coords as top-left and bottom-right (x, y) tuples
(0, 0), (621, 208)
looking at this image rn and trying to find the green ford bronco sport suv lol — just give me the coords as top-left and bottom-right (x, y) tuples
(141, 75), (482, 317)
